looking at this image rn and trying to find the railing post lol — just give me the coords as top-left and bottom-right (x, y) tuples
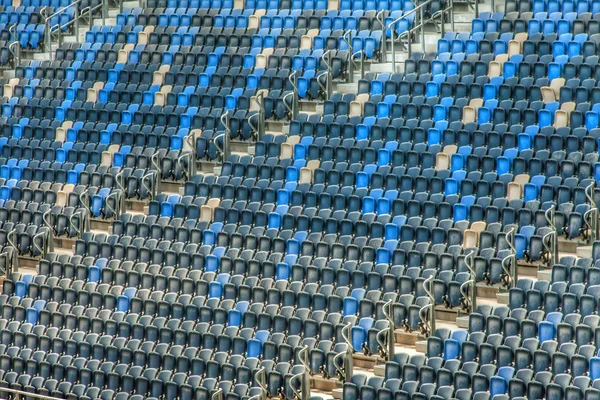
(184, 132), (198, 177)
(249, 92), (266, 142)
(42, 210), (55, 252)
(474, 0), (479, 17)
(419, 6), (425, 53)
(501, 228), (518, 289)
(377, 10), (387, 60)
(459, 250), (477, 315)
(74, 2), (79, 44)
(211, 389), (223, 400)
(585, 182), (598, 244)
(6, 230), (19, 272)
(450, 0), (455, 31)
(285, 71), (299, 119)
(421, 275), (435, 337)
(102, 0), (107, 26)
(377, 300), (395, 360)
(218, 111), (232, 162)
(343, 31), (354, 83)
(543, 205), (559, 267)
(391, 27), (396, 73)
(151, 152), (162, 195)
(334, 323), (354, 383)
(440, 0), (445, 37)
(89, 3), (93, 31)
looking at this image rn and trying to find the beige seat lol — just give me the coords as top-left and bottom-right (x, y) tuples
(57, 184), (75, 207)
(541, 86), (557, 103)
(87, 88), (98, 103)
(138, 32), (149, 45)
(349, 101), (363, 117)
(299, 168), (313, 184)
(514, 32), (528, 43)
(462, 107), (477, 123)
(463, 221), (486, 249)
(435, 153), (450, 171)
(550, 78), (565, 98)
(306, 160), (320, 170)
(507, 182), (523, 201)
(101, 151), (113, 166)
(328, 0), (339, 9)
(463, 230), (480, 248)
(553, 110), (568, 128)
(200, 198), (221, 221)
(255, 54), (268, 69)
(250, 89), (269, 111)
(152, 71), (165, 86)
(488, 61), (502, 78)
(280, 143), (294, 159)
(508, 40), (521, 57)
(514, 174), (530, 186)
(561, 101), (576, 113)
(3, 84), (12, 99)
(155, 92), (166, 106)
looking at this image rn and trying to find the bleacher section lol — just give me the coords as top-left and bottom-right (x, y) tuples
(0, 0), (599, 399)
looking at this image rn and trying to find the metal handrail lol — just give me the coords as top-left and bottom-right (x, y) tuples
(316, 50), (332, 100)
(33, 228), (54, 258)
(79, 188), (92, 215)
(211, 388), (223, 400)
(500, 228), (517, 289)
(333, 323), (354, 382)
(585, 182), (598, 243)
(105, 189), (123, 219)
(387, 0), (453, 71)
(7, 229), (18, 255)
(248, 368), (267, 400)
(459, 250), (477, 314)
(376, 10), (388, 56)
(8, 41), (20, 69)
(543, 205), (558, 266)
(248, 91), (265, 141)
(150, 152), (163, 195)
(283, 70), (299, 118)
(69, 208), (89, 238)
(0, 251), (13, 276)
(376, 299), (395, 360)
(141, 171), (158, 200)
(41, 0), (110, 60)
(0, 387), (66, 400)
(419, 275), (435, 336)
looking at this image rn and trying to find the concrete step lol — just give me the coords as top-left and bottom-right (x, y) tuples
(578, 245), (592, 259)
(94, 17), (117, 26)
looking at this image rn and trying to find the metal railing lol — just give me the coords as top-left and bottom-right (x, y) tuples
(150, 152), (163, 195)
(290, 347), (311, 400)
(585, 182), (599, 244)
(283, 70), (300, 119)
(212, 111), (232, 163)
(316, 50), (333, 100)
(40, 0), (114, 61)
(543, 205), (559, 267)
(248, 92), (266, 141)
(248, 368), (268, 400)
(419, 275), (435, 337)
(376, 299), (395, 360)
(0, 387), (66, 400)
(333, 323), (354, 382)
(69, 208), (90, 239)
(388, 0), (455, 72)
(501, 228), (517, 289)
(459, 250), (477, 315)
(341, 31), (365, 83)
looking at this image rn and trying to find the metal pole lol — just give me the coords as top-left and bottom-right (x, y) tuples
(377, 300), (395, 360)
(420, 6), (425, 54)
(585, 182), (598, 244)
(377, 10), (387, 60)
(440, 0), (445, 37)
(103, 0), (107, 26)
(450, 0), (455, 32)
(391, 29), (396, 73)
(475, 0), (479, 17)
(74, 3), (79, 44)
